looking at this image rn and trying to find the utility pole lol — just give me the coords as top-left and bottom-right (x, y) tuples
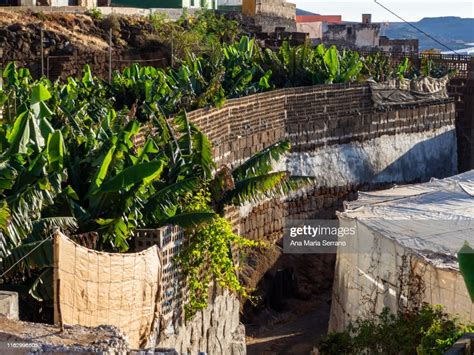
(108, 28), (112, 83)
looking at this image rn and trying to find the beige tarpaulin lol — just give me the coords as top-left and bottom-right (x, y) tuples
(53, 231), (162, 349)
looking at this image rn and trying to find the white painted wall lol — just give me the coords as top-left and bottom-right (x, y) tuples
(297, 22), (323, 39)
(286, 126), (457, 188)
(329, 217), (474, 332)
(354, 27), (380, 48)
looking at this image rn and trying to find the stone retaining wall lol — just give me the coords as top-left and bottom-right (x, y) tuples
(188, 83), (455, 168)
(158, 291), (245, 355)
(186, 83), (457, 293)
(138, 83), (457, 352)
(449, 77), (474, 172)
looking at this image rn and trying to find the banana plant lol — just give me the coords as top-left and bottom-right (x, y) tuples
(210, 140), (313, 213)
(0, 80), (67, 254)
(361, 52), (393, 82)
(0, 79), (73, 303)
(221, 36), (272, 98)
(260, 42), (363, 86)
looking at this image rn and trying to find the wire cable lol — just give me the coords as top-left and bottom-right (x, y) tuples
(374, 0), (460, 54)
(0, 236), (52, 279)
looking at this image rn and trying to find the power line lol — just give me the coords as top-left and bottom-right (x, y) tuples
(374, 0), (460, 54)
(0, 236), (52, 279)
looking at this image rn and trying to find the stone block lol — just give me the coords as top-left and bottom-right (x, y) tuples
(0, 291), (18, 320)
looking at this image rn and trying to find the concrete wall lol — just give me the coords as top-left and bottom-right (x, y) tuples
(323, 23), (418, 52)
(0, 291), (19, 320)
(242, 0), (296, 32)
(287, 126), (457, 188)
(243, 0), (295, 19)
(255, 0), (295, 20)
(329, 218), (474, 332)
(324, 23), (381, 50)
(297, 21), (322, 40)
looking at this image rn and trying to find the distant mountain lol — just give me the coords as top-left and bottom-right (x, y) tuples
(296, 8), (320, 16)
(384, 17), (474, 51)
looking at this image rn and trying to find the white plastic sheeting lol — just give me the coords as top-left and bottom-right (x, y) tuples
(329, 171), (474, 331)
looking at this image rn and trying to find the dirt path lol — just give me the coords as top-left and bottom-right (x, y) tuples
(246, 290), (332, 355)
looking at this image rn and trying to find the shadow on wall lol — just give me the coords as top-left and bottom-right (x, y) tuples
(370, 129), (457, 184)
(287, 128), (457, 188)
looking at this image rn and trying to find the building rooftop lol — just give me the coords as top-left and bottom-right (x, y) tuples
(340, 170), (474, 270)
(296, 15), (342, 24)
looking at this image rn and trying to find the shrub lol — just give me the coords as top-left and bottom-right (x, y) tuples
(101, 14), (121, 34)
(87, 7), (104, 21)
(318, 305), (474, 354)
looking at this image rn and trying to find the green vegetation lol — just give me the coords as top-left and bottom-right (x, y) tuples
(148, 9), (240, 62)
(0, 25), (444, 321)
(318, 305), (473, 354)
(459, 242), (474, 302)
(0, 58), (309, 320)
(86, 7), (104, 21)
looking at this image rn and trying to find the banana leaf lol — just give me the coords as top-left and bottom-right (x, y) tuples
(458, 242), (474, 302)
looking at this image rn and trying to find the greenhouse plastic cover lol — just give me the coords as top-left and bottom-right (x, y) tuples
(340, 170), (474, 270)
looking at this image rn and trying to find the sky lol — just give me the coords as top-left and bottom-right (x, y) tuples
(294, 0), (474, 22)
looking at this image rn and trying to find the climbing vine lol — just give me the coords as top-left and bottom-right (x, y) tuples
(177, 189), (264, 319)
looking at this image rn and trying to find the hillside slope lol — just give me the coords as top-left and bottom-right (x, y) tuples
(385, 17), (474, 51)
(0, 10), (169, 78)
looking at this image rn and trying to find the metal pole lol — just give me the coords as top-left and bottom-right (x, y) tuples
(171, 30), (174, 67)
(108, 28), (112, 84)
(40, 28), (44, 78)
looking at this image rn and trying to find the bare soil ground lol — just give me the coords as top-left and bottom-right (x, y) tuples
(0, 10), (109, 50)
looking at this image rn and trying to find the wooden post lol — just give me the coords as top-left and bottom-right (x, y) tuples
(52, 229), (61, 328)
